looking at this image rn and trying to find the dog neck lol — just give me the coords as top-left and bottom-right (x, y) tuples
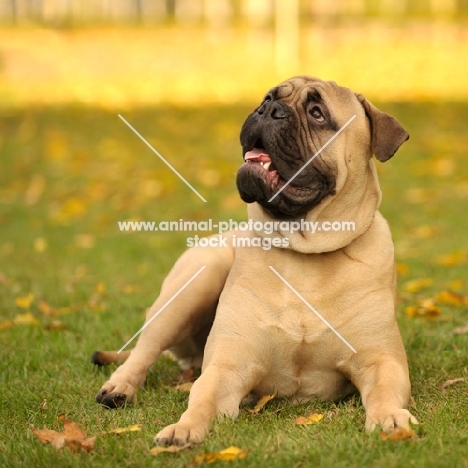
(247, 160), (382, 254)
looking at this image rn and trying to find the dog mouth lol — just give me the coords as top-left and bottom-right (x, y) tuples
(244, 147), (277, 174)
(242, 137), (282, 183)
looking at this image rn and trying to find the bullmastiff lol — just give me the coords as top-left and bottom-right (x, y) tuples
(94, 76), (418, 445)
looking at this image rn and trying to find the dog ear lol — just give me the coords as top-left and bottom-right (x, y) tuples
(356, 94), (409, 162)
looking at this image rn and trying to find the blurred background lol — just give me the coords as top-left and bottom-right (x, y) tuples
(0, 0), (467, 348)
(0, 0), (468, 104)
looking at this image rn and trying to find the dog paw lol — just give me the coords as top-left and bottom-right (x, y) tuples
(365, 408), (418, 432)
(95, 381), (137, 408)
(153, 422), (206, 446)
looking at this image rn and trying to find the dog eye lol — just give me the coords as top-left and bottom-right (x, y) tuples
(263, 95), (272, 104)
(310, 107), (324, 121)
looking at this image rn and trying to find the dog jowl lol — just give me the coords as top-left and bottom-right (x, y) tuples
(94, 76), (417, 446)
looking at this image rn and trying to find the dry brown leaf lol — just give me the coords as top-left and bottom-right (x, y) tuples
(193, 446), (249, 464)
(30, 414), (96, 453)
(248, 392), (277, 414)
(294, 413), (324, 425)
(150, 443), (192, 456)
(438, 378), (465, 390)
(101, 424), (142, 435)
(380, 426), (417, 441)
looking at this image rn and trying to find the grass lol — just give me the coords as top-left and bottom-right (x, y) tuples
(0, 101), (467, 467)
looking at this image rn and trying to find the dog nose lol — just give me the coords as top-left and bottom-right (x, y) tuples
(270, 103), (287, 119)
(257, 101), (287, 119)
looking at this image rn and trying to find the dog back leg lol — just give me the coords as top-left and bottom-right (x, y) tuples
(95, 233), (235, 408)
(91, 350), (131, 366)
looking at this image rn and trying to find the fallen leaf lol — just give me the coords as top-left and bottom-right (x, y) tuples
(248, 392), (277, 414)
(439, 378), (465, 390)
(435, 290), (468, 307)
(435, 250), (467, 267)
(410, 225), (437, 239)
(30, 414), (96, 453)
(402, 278), (433, 293)
(0, 319), (14, 330)
(194, 446), (249, 464)
(380, 426), (417, 441)
(34, 237), (48, 253)
(38, 300), (54, 315)
(446, 279), (464, 291)
(74, 234), (95, 249)
(405, 300), (442, 320)
(44, 320), (67, 331)
(150, 443), (192, 455)
(0, 311), (41, 331)
(294, 413), (324, 425)
(15, 292), (35, 308)
(396, 263), (409, 277)
(101, 424), (142, 435)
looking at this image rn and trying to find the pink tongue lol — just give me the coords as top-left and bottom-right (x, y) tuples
(245, 148), (271, 162)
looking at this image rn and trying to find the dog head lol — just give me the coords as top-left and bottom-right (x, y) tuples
(236, 76), (409, 219)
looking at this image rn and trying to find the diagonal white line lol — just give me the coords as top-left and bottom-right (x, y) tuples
(117, 266), (207, 354)
(118, 114), (207, 203)
(268, 114), (356, 203)
(269, 266), (357, 353)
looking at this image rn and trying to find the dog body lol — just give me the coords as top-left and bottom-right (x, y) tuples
(95, 76), (417, 445)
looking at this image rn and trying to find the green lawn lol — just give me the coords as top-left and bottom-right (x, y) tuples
(0, 102), (467, 467)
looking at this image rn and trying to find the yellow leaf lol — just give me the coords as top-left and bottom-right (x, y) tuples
(15, 292), (35, 308)
(248, 392), (277, 414)
(404, 306), (417, 318)
(410, 225), (437, 239)
(405, 301), (442, 320)
(435, 250), (467, 267)
(446, 279), (464, 291)
(380, 426), (417, 441)
(150, 443), (192, 455)
(194, 446), (249, 464)
(402, 278), (433, 293)
(34, 237), (48, 253)
(74, 234), (95, 249)
(101, 424), (142, 435)
(435, 290), (468, 307)
(295, 413), (324, 425)
(13, 312), (39, 325)
(0, 319), (14, 330)
(396, 263), (409, 277)
(95, 282), (106, 295)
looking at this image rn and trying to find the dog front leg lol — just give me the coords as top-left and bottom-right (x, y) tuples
(154, 358), (260, 446)
(95, 234), (235, 408)
(352, 356), (418, 432)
